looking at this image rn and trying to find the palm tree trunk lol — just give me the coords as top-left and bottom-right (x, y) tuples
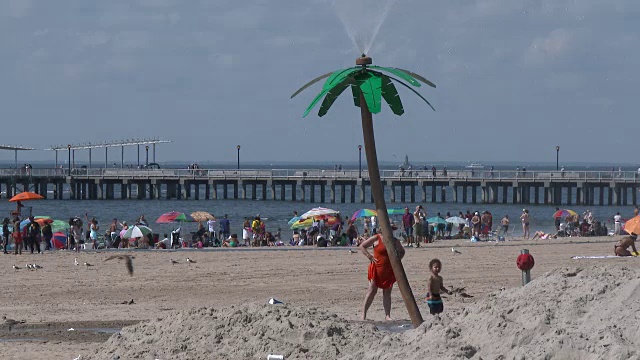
(359, 93), (424, 327)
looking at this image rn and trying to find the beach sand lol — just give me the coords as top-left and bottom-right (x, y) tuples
(0, 236), (637, 359)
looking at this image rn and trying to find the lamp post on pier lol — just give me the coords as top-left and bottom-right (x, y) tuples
(358, 144), (362, 178)
(67, 144), (71, 175)
(556, 146), (560, 171)
(145, 146), (149, 166)
(237, 145), (241, 170)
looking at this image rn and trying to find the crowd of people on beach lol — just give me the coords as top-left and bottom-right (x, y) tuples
(2, 200), (639, 257)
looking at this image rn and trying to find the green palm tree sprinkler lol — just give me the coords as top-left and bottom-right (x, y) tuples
(291, 55), (436, 327)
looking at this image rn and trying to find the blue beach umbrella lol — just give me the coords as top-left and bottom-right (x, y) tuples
(426, 217), (446, 225)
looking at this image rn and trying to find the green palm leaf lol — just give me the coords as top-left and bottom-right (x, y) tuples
(318, 76), (356, 117)
(358, 72), (383, 114)
(371, 66), (421, 87)
(393, 68), (436, 88)
(380, 75), (404, 115)
(322, 68), (360, 91)
(351, 85), (361, 107)
(372, 71), (435, 111)
(290, 71), (335, 99)
(302, 68), (361, 117)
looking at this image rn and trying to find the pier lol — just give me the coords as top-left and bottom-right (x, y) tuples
(0, 168), (637, 206)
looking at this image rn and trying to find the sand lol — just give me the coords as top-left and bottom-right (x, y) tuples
(0, 236), (638, 359)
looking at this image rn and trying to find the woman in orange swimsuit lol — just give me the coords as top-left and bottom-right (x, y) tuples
(359, 226), (405, 321)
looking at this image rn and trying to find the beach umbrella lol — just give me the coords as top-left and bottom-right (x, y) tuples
(290, 216), (338, 230)
(190, 211), (215, 222)
(426, 217), (447, 225)
(351, 209), (377, 221)
(9, 192), (44, 202)
(156, 211), (188, 224)
(387, 208), (406, 215)
(287, 216), (301, 225)
(445, 216), (467, 225)
(19, 216), (53, 230)
(51, 220), (70, 233)
(51, 232), (67, 249)
(299, 207), (339, 219)
(123, 225), (153, 239)
(553, 209), (577, 218)
(623, 216), (640, 235)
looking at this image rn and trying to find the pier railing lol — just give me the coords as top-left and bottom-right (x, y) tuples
(0, 168), (639, 181)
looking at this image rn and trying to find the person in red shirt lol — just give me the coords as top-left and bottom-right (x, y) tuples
(402, 207), (414, 246)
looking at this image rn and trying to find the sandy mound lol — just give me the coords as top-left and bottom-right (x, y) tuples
(93, 265), (640, 360)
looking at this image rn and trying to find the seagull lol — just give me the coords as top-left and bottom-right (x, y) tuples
(128, 299), (135, 305)
(452, 247), (461, 254)
(186, 258), (196, 263)
(84, 262), (94, 267)
(12, 265), (19, 271)
(3, 315), (25, 331)
(74, 258), (79, 266)
(32, 264), (42, 269)
(26, 264), (33, 270)
(348, 249), (358, 254)
(104, 255), (133, 276)
(170, 259), (179, 265)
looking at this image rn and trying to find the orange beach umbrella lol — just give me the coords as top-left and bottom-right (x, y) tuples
(9, 192), (44, 202)
(623, 216), (640, 235)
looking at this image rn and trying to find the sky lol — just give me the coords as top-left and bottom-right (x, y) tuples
(0, 0), (638, 165)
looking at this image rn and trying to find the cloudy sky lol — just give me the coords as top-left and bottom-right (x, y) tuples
(0, 0), (637, 165)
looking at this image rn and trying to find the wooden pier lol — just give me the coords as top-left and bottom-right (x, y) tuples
(0, 168), (638, 206)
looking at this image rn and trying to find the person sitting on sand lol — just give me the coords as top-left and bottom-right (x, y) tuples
(426, 258), (451, 316)
(360, 224), (405, 321)
(614, 233), (638, 257)
(531, 231), (557, 240)
(222, 234), (238, 248)
(155, 234), (171, 249)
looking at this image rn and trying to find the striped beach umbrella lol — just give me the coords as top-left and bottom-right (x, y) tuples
(351, 209), (377, 221)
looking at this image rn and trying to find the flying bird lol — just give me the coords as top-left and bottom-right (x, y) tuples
(104, 255), (134, 276)
(452, 247), (461, 254)
(186, 258), (196, 263)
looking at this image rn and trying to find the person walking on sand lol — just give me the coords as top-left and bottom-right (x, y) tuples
(2, 218), (10, 254)
(12, 217), (22, 255)
(402, 207), (414, 246)
(360, 225), (405, 321)
(520, 209), (530, 240)
(500, 215), (510, 237)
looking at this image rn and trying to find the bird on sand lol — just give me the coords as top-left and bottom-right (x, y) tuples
(25, 264), (33, 270)
(104, 255), (134, 276)
(84, 262), (94, 267)
(170, 259), (179, 265)
(348, 249), (358, 254)
(450, 287), (474, 298)
(12, 265), (19, 271)
(186, 258), (196, 263)
(74, 258), (79, 266)
(32, 264), (42, 269)
(452, 247), (461, 254)
(3, 315), (25, 330)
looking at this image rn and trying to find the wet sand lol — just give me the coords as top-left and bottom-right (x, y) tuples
(0, 235), (634, 359)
